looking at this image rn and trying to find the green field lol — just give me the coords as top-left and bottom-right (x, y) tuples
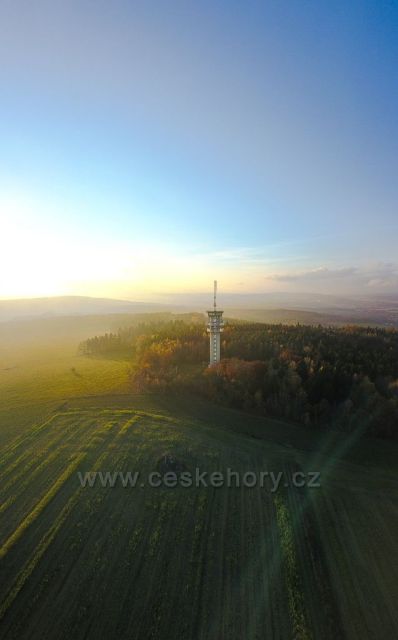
(0, 328), (397, 639)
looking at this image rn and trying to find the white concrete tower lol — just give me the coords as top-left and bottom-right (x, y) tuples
(207, 280), (224, 366)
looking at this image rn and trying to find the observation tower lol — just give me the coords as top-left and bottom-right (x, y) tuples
(207, 280), (224, 366)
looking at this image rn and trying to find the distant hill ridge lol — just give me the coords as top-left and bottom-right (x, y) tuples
(0, 293), (397, 327)
(0, 296), (183, 322)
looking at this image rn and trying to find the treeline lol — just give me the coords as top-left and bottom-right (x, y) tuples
(78, 316), (206, 358)
(79, 320), (398, 439)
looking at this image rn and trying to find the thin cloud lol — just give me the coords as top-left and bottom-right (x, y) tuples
(268, 267), (358, 282)
(266, 263), (398, 293)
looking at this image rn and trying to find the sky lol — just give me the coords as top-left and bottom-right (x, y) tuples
(0, 0), (397, 300)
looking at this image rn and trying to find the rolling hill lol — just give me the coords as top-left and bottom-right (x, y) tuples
(0, 336), (397, 639)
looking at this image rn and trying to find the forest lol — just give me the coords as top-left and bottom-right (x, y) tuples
(79, 317), (398, 440)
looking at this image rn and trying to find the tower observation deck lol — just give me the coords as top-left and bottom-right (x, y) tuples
(207, 280), (224, 366)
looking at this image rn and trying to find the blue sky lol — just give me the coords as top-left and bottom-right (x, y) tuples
(0, 0), (397, 299)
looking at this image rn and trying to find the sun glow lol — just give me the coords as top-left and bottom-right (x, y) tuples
(0, 192), (257, 299)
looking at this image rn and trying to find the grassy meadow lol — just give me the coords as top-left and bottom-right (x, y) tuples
(0, 316), (397, 639)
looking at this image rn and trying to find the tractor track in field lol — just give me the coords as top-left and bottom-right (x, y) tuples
(284, 461), (345, 640)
